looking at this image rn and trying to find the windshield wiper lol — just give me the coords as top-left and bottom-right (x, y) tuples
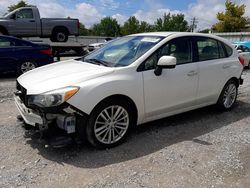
(85, 58), (110, 67)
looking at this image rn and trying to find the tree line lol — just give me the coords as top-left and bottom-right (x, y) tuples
(7, 0), (250, 37)
(80, 13), (189, 36)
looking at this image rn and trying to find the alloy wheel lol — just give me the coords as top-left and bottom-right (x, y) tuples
(223, 83), (237, 108)
(20, 62), (36, 73)
(94, 105), (129, 145)
(57, 32), (66, 42)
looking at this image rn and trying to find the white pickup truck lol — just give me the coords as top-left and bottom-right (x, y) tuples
(0, 7), (79, 42)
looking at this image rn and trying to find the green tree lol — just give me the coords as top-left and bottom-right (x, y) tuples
(154, 13), (189, 31)
(8, 0), (33, 12)
(79, 23), (89, 36)
(91, 17), (120, 37)
(155, 13), (170, 31)
(212, 0), (248, 32)
(121, 16), (140, 35)
(139, 21), (154, 33)
(199, 29), (210, 33)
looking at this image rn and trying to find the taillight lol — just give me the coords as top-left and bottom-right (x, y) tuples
(238, 56), (245, 66)
(77, 20), (80, 29)
(40, 48), (52, 57)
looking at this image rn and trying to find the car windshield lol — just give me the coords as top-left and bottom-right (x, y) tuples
(2, 11), (13, 18)
(82, 36), (163, 67)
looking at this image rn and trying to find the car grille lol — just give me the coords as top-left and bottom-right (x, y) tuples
(16, 81), (27, 105)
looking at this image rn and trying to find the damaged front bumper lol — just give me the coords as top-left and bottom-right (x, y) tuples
(14, 94), (44, 126)
(14, 94), (79, 134)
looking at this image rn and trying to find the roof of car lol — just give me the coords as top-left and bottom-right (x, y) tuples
(130, 32), (217, 38)
(130, 32), (176, 37)
(0, 35), (36, 44)
(0, 35), (29, 42)
(0, 35), (19, 40)
(129, 32), (233, 46)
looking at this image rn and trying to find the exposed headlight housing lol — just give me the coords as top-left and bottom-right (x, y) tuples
(28, 86), (79, 108)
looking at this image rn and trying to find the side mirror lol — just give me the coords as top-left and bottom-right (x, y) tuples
(154, 56), (176, 76)
(237, 49), (242, 53)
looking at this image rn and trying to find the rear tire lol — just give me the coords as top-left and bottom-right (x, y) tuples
(17, 60), (37, 75)
(50, 29), (68, 42)
(216, 80), (238, 111)
(85, 99), (134, 149)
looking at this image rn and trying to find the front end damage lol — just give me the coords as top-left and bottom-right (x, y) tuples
(14, 81), (87, 137)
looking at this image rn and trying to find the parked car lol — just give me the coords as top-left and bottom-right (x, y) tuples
(88, 38), (113, 52)
(233, 44), (250, 68)
(14, 32), (244, 149)
(0, 7), (79, 42)
(233, 41), (250, 48)
(0, 35), (53, 75)
(88, 42), (104, 52)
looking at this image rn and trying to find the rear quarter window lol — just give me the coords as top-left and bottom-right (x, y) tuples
(218, 41), (226, 58)
(224, 44), (233, 57)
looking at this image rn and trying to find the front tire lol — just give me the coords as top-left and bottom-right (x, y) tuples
(85, 99), (133, 149)
(0, 28), (7, 35)
(216, 80), (238, 110)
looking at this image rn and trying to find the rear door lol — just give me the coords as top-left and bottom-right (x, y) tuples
(194, 37), (232, 104)
(141, 37), (199, 120)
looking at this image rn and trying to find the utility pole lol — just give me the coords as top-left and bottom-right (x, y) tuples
(190, 17), (198, 32)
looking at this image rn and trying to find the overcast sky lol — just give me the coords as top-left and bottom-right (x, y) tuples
(0, 0), (249, 30)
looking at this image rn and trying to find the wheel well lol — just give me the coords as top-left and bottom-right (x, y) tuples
(229, 77), (240, 88)
(94, 94), (138, 126)
(52, 26), (69, 35)
(0, 26), (8, 35)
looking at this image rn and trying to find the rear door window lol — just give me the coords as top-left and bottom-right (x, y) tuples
(196, 38), (219, 61)
(241, 45), (250, 52)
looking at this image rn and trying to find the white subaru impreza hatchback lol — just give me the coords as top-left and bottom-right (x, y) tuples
(15, 32), (244, 148)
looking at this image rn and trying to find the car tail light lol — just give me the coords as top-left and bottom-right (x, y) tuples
(77, 20), (80, 29)
(238, 56), (245, 66)
(40, 48), (52, 57)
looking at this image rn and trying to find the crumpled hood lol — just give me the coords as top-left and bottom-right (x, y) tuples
(17, 59), (115, 94)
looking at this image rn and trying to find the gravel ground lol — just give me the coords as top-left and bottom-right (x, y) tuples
(0, 70), (250, 188)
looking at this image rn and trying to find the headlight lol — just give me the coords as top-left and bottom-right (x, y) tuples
(28, 86), (79, 107)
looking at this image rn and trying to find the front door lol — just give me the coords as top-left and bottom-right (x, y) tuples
(141, 37), (198, 120)
(11, 8), (37, 36)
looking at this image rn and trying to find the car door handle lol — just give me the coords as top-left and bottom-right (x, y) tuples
(29, 20), (35, 22)
(187, 70), (198, 76)
(223, 64), (231, 69)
